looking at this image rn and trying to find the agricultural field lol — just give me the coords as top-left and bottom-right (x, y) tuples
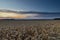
(0, 20), (60, 40)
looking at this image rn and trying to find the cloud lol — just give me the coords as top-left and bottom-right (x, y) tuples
(0, 9), (60, 19)
(0, 12), (38, 19)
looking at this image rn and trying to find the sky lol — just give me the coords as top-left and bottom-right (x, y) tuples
(0, 0), (60, 19)
(0, 0), (60, 12)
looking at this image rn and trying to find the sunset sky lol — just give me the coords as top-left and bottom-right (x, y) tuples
(0, 0), (60, 19)
(0, 12), (38, 19)
(0, 0), (60, 12)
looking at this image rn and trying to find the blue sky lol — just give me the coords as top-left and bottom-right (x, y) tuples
(0, 0), (60, 12)
(0, 0), (60, 19)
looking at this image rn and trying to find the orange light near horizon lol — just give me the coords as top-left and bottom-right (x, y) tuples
(0, 12), (27, 18)
(0, 12), (37, 19)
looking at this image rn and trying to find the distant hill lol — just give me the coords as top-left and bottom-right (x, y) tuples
(0, 19), (53, 21)
(0, 18), (60, 21)
(54, 18), (60, 20)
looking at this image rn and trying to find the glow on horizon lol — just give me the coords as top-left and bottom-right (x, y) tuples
(0, 12), (37, 19)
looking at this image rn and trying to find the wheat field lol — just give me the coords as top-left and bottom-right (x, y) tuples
(0, 20), (60, 40)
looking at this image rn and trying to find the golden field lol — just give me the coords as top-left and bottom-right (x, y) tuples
(0, 20), (60, 40)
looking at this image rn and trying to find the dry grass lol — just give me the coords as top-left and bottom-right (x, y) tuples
(0, 20), (60, 40)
